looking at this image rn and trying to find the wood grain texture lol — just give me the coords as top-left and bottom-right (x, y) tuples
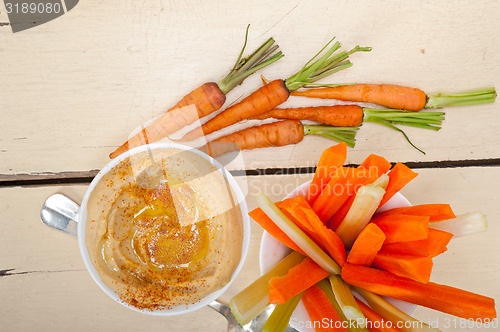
(0, 169), (498, 331)
(0, 0), (499, 177)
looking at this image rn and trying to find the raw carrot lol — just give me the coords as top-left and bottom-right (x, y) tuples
(109, 31), (284, 158)
(268, 257), (329, 304)
(277, 195), (346, 266)
(341, 263), (497, 320)
(374, 204), (455, 222)
(347, 223), (386, 266)
(378, 163), (418, 208)
(372, 214), (429, 243)
(355, 299), (402, 332)
(327, 154), (392, 230)
(372, 252), (433, 284)
(380, 228), (453, 257)
(252, 105), (364, 127)
(303, 285), (347, 332)
(307, 142), (347, 205)
(249, 207), (305, 255)
(313, 167), (371, 222)
(180, 40), (371, 141)
(291, 84), (496, 111)
(198, 120), (359, 157)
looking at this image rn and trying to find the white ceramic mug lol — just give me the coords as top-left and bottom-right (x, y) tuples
(41, 142), (251, 316)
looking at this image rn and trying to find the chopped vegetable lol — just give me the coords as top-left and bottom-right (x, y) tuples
(372, 252), (433, 283)
(381, 229), (452, 257)
(335, 175), (388, 248)
(229, 251), (304, 325)
(347, 223), (386, 266)
(372, 214), (429, 244)
(379, 163), (418, 208)
(269, 257), (329, 305)
(303, 285), (348, 332)
(256, 193), (342, 275)
(374, 204), (455, 223)
(355, 298), (403, 332)
(330, 275), (367, 328)
(342, 263), (497, 320)
(429, 211), (488, 238)
(307, 142), (347, 205)
(262, 292), (303, 332)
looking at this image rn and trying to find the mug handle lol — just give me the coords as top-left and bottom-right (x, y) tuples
(41, 194), (80, 237)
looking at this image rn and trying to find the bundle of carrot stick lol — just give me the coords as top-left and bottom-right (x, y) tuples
(230, 143), (495, 331)
(109, 29), (496, 159)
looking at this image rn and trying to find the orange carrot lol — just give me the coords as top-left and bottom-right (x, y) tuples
(181, 80), (291, 141)
(198, 120), (358, 157)
(327, 154), (392, 230)
(313, 167), (372, 222)
(291, 84), (427, 111)
(355, 299), (402, 332)
(372, 214), (429, 243)
(249, 207), (305, 255)
(379, 163), (418, 208)
(277, 195), (346, 266)
(109, 34), (284, 158)
(372, 252), (433, 283)
(303, 285), (347, 332)
(268, 257), (329, 304)
(374, 204), (456, 222)
(347, 223), (386, 266)
(381, 228), (453, 257)
(251, 105), (364, 127)
(307, 142), (347, 205)
(291, 84), (497, 111)
(341, 263), (497, 320)
(180, 41), (371, 141)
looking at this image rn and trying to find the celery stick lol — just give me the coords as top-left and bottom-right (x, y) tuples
(429, 211), (487, 238)
(335, 181), (386, 248)
(262, 292), (303, 332)
(256, 193), (341, 275)
(371, 173), (389, 189)
(355, 287), (441, 332)
(229, 251), (304, 325)
(330, 275), (367, 329)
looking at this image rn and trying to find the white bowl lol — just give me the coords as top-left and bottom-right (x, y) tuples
(78, 142), (251, 315)
(259, 180), (414, 331)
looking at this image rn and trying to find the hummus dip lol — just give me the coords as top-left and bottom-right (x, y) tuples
(85, 148), (243, 310)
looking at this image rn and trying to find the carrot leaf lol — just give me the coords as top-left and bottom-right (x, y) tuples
(425, 87), (496, 109)
(304, 125), (360, 147)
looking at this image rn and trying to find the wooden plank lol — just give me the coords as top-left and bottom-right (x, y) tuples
(1, 168), (499, 331)
(0, 0), (499, 177)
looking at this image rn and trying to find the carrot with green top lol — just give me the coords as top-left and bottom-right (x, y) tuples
(291, 84), (496, 111)
(180, 40), (371, 141)
(109, 27), (284, 158)
(341, 263), (497, 320)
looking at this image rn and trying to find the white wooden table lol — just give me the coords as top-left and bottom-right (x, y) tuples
(1, 1), (499, 331)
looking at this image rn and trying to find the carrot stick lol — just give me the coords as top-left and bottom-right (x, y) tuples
(380, 228), (453, 257)
(180, 40), (371, 141)
(252, 105), (364, 127)
(307, 142), (347, 205)
(355, 299), (403, 332)
(291, 84), (496, 111)
(198, 120), (359, 157)
(374, 204), (455, 222)
(372, 214), (429, 243)
(268, 257), (329, 304)
(341, 263), (497, 320)
(328, 154), (392, 230)
(109, 32), (284, 158)
(372, 252), (433, 283)
(277, 195), (346, 266)
(313, 167), (372, 222)
(249, 207), (305, 255)
(379, 163), (418, 208)
(347, 223), (386, 266)
(303, 285), (347, 332)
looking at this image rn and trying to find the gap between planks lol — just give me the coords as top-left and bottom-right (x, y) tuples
(0, 158), (499, 188)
